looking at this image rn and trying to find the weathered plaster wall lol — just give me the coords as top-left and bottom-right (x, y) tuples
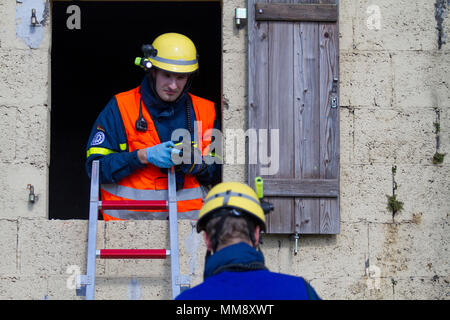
(0, 0), (448, 299)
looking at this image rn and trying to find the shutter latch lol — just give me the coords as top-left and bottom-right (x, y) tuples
(294, 232), (300, 255)
(329, 78), (339, 109)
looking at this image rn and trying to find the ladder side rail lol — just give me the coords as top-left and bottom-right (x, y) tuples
(167, 166), (181, 299)
(85, 160), (100, 300)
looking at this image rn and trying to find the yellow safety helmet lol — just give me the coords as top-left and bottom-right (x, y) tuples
(196, 182), (266, 233)
(147, 33), (199, 74)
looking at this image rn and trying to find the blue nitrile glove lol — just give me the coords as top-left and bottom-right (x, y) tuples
(146, 141), (176, 168)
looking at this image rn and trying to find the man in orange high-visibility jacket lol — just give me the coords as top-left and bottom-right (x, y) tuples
(86, 33), (221, 221)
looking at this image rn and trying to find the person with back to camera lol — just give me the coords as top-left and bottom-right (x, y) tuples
(175, 181), (321, 300)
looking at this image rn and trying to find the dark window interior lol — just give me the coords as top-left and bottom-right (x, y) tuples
(50, 1), (222, 219)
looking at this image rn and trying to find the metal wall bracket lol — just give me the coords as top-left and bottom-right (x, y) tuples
(31, 8), (40, 27)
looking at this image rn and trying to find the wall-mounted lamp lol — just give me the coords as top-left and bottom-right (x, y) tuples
(235, 8), (247, 28)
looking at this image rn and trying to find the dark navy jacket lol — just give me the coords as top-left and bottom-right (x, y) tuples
(175, 242), (321, 300)
(85, 75), (221, 187)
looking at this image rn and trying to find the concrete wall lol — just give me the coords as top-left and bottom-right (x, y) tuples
(0, 0), (448, 299)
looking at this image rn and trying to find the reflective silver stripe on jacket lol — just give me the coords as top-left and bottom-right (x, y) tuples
(101, 184), (204, 201)
(102, 209), (200, 220)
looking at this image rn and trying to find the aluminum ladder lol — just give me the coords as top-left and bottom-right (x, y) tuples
(76, 160), (189, 300)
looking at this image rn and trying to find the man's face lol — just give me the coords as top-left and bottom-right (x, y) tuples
(152, 69), (189, 102)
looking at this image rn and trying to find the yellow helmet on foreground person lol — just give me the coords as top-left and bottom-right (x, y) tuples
(196, 182), (268, 233)
(144, 32), (199, 74)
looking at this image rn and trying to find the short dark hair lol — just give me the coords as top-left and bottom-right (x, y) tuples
(204, 210), (257, 251)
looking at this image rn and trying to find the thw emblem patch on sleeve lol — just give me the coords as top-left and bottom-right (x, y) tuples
(91, 131), (105, 146)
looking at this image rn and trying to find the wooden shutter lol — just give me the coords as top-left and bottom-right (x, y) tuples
(248, 0), (340, 234)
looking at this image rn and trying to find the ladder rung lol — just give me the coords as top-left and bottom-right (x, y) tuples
(97, 249), (170, 259)
(99, 200), (168, 210)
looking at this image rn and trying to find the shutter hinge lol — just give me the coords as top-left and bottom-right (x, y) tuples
(235, 8), (247, 28)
